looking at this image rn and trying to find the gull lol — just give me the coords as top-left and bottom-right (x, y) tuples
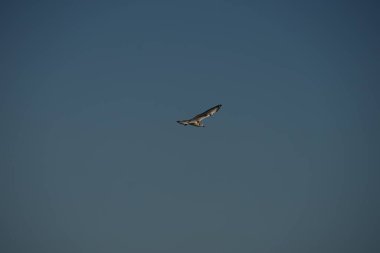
(177, 104), (222, 127)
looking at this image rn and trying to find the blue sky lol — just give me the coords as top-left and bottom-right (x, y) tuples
(1, 1), (379, 252)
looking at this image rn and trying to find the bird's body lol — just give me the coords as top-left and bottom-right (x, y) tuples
(177, 119), (204, 127)
(177, 104), (222, 127)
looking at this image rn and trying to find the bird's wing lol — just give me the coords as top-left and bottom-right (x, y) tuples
(191, 104), (222, 121)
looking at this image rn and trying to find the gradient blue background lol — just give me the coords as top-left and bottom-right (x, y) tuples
(1, 0), (379, 252)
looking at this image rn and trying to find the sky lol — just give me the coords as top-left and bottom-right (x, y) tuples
(1, 0), (379, 252)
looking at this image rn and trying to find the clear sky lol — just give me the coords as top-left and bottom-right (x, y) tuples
(1, 0), (379, 252)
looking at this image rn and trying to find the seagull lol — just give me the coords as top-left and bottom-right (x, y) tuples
(177, 104), (222, 127)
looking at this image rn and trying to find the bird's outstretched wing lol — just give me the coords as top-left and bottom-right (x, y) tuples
(191, 104), (222, 121)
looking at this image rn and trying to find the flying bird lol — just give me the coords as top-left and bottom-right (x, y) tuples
(177, 104), (222, 127)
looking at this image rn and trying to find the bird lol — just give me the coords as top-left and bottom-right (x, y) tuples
(177, 104), (222, 127)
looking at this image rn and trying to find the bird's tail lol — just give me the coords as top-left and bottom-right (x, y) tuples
(177, 120), (189, 126)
